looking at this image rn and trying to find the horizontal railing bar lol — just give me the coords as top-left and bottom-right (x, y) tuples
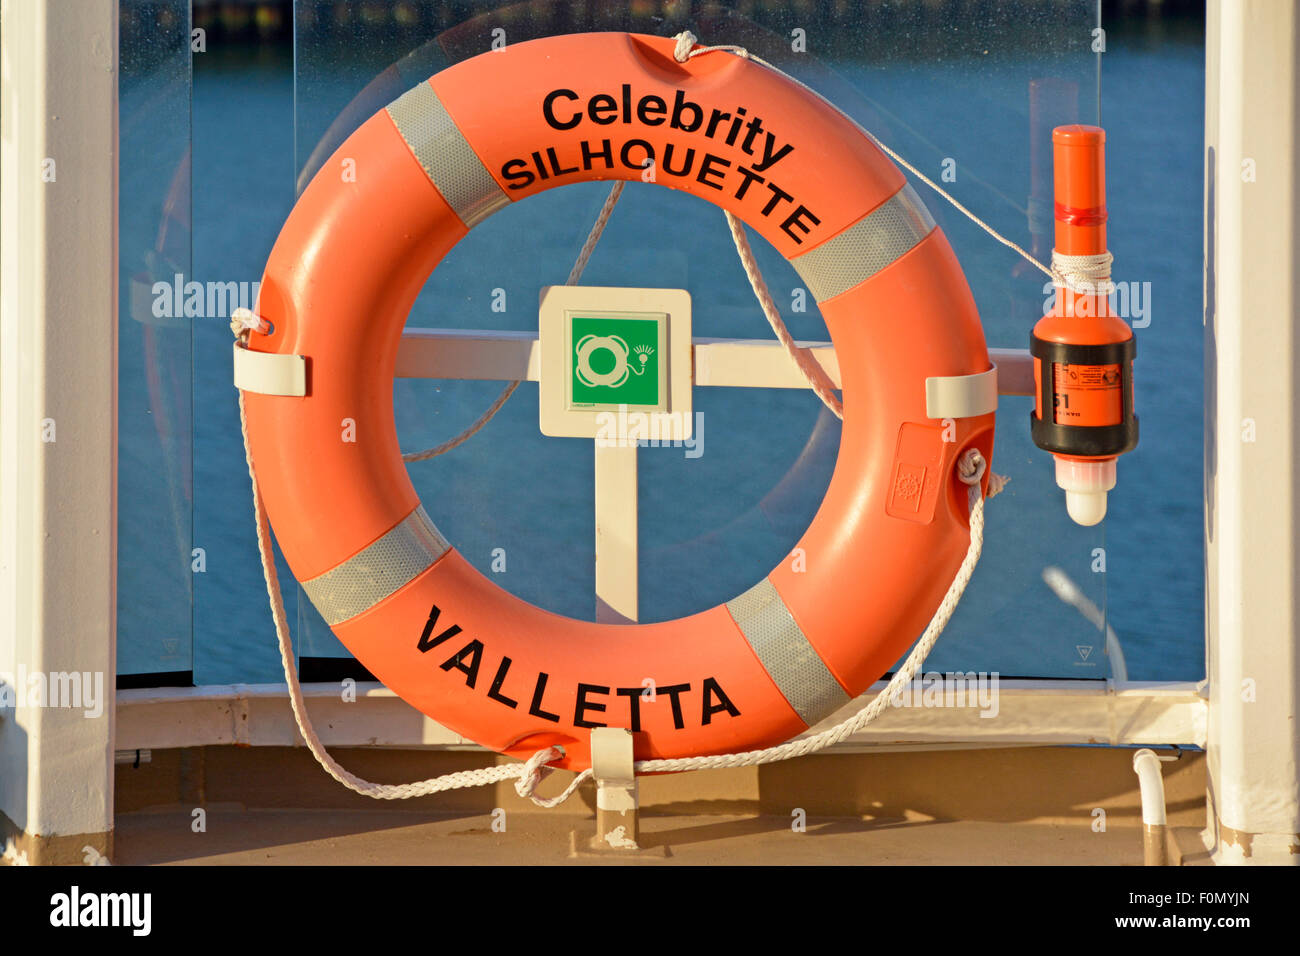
(395, 328), (541, 382)
(989, 347), (1035, 396)
(115, 679), (1206, 751)
(692, 336), (840, 389)
(395, 327), (1035, 395)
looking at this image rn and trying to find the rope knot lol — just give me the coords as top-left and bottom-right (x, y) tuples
(956, 447), (1010, 499)
(957, 448), (986, 486)
(231, 306), (269, 340)
(513, 745), (566, 800)
(672, 30), (697, 62)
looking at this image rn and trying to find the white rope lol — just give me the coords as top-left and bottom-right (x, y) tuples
(400, 381), (519, 462)
(399, 180), (627, 462)
(672, 29), (1011, 483)
(670, 36), (843, 418)
(723, 211), (845, 418)
(567, 180), (625, 285)
(237, 388), (579, 804)
(233, 33), (1011, 805)
(396, 28), (1064, 453)
(1050, 250), (1115, 294)
(633, 446), (990, 774)
(231, 306), (268, 339)
(670, 30), (1107, 297)
(240, 357), (990, 798)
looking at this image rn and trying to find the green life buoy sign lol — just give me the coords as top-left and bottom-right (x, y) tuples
(569, 315), (661, 409)
(538, 286), (691, 439)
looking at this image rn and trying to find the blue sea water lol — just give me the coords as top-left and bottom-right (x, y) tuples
(117, 18), (1206, 686)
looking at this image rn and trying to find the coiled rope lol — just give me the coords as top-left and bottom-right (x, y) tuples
(1050, 249), (1116, 294)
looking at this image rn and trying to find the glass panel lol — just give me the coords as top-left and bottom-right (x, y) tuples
(118, 0), (194, 683)
(189, 11), (297, 686)
(267, 0), (1202, 685)
(1094, 13), (1206, 684)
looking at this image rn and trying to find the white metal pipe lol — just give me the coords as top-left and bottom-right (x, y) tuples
(1132, 749), (1168, 827)
(1133, 749), (1169, 866)
(594, 444), (638, 624)
(590, 727), (639, 850)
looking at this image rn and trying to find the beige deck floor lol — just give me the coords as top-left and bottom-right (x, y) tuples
(112, 807), (1209, 865)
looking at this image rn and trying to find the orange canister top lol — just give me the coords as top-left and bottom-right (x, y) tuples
(1053, 125), (1106, 256)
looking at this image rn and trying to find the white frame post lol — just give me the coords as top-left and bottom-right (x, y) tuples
(1204, 0), (1300, 864)
(0, 0), (119, 863)
(594, 444), (639, 624)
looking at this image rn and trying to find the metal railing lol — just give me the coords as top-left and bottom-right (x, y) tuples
(117, 331), (1206, 754)
(395, 328), (1036, 622)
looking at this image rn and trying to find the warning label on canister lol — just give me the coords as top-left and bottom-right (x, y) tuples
(1052, 363), (1122, 426)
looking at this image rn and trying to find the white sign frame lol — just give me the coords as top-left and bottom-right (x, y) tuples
(538, 285), (693, 440)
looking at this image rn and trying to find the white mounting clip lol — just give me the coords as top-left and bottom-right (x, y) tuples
(232, 342), (306, 397)
(925, 364), (999, 420)
(590, 727), (639, 850)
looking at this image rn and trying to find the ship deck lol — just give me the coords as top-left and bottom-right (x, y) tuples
(99, 744), (1210, 866)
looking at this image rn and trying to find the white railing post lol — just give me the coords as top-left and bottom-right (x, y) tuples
(0, 0), (119, 863)
(594, 444), (638, 623)
(1204, 0), (1300, 864)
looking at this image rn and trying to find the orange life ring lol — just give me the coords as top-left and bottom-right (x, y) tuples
(241, 32), (995, 771)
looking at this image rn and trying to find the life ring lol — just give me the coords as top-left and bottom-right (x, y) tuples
(239, 32), (996, 771)
(574, 333), (634, 388)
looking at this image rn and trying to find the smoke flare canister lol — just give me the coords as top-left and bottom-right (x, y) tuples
(1030, 125), (1138, 525)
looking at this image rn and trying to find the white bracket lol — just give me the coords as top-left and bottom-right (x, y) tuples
(925, 365), (999, 419)
(232, 342), (307, 397)
(590, 727), (639, 850)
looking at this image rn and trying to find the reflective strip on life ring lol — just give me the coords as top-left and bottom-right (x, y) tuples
(301, 506), (450, 626)
(384, 81), (510, 228)
(241, 33), (995, 771)
(725, 578), (851, 725)
(790, 183), (936, 302)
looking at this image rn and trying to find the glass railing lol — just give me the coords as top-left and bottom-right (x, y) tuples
(115, 0), (1206, 689)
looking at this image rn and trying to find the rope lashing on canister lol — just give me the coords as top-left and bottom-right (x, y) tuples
(1049, 249), (1116, 293)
